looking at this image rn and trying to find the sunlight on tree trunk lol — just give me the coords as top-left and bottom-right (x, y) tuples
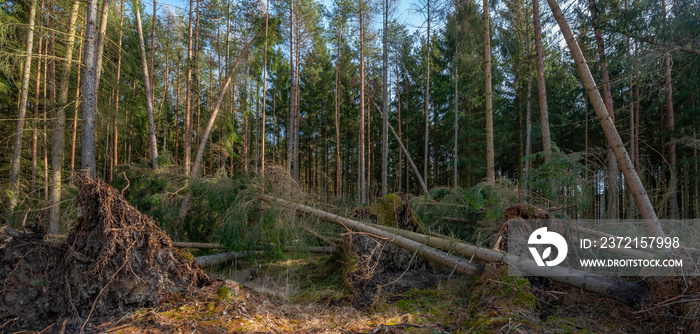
(135, 3), (159, 169)
(50, 0), (81, 233)
(82, 0), (100, 178)
(9, 0), (37, 211)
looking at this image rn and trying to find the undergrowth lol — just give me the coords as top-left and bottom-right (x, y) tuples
(103, 151), (593, 254)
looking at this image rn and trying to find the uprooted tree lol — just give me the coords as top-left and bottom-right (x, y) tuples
(0, 177), (209, 331)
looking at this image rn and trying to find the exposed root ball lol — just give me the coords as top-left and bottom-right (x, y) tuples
(0, 176), (209, 331)
(345, 194), (443, 309)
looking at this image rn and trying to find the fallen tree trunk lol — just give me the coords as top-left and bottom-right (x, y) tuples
(195, 251), (254, 268)
(545, 0), (664, 239)
(259, 196), (646, 304)
(259, 195), (482, 276)
(282, 246), (339, 254)
(174, 242), (339, 254)
(364, 221), (647, 304)
(173, 242), (227, 249)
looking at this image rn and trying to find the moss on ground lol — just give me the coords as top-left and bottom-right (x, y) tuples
(464, 264), (539, 332)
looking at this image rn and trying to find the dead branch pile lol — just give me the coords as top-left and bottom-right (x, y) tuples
(0, 177), (209, 331)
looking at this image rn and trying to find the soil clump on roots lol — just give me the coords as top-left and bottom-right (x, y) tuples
(0, 177), (209, 331)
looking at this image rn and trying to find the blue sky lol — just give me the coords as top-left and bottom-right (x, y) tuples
(153, 0), (426, 36)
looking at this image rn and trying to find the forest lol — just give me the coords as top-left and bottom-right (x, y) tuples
(0, 0), (699, 332)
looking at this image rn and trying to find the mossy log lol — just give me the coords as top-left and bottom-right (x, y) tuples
(259, 195), (482, 276)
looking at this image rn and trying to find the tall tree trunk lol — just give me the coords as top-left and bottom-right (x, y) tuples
(49, 0), (80, 233)
(405, 75), (410, 191)
(381, 0), (388, 196)
(43, 28), (49, 201)
(175, 56), (181, 164)
(184, 0), (194, 175)
(94, 0), (109, 93)
(8, 0), (37, 210)
(589, 0), (619, 219)
(293, 12), (300, 182)
(533, 0), (551, 162)
(82, 0), (100, 178)
(288, 0), (295, 182)
(135, 3), (159, 169)
(243, 53), (249, 174)
(359, 5), (366, 203)
(70, 31), (84, 184)
(661, 0), (679, 218)
(545, 0), (665, 238)
(160, 59), (170, 153)
(659, 99), (667, 217)
(216, 25), (223, 170)
(626, 0), (635, 217)
(150, 0), (156, 101)
(454, 65), (458, 188)
(31, 36), (43, 196)
(397, 69), (403, 193)
(335, 19), (343, 198)
(194, 0), (201, 161)
(111, 1), (124, 181)
(254, 78), (260, 174)
(261, 0), (269, 177)
(483, 0), (495, 183)
(635, 43), (640, 174)
(683, 151), (689, 218)
(42, 55), (48, 201)
(424, 0), (431, 189)
(695, 126), (698, 217)
(525, 76), (532, 191)
(367, 100), (371, 197)
(273, 90), (277, 165)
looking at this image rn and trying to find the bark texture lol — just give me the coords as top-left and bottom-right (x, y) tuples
(533, 0), (551, 162)
(135, 4), (160, 169)
(81, 0), (99, 178)
(8, 0), (37, 210)
(483, 0), (495, 183)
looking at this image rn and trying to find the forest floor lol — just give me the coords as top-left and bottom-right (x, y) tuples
(4, 179), (696, 333)
(86, 252), (682, 334)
